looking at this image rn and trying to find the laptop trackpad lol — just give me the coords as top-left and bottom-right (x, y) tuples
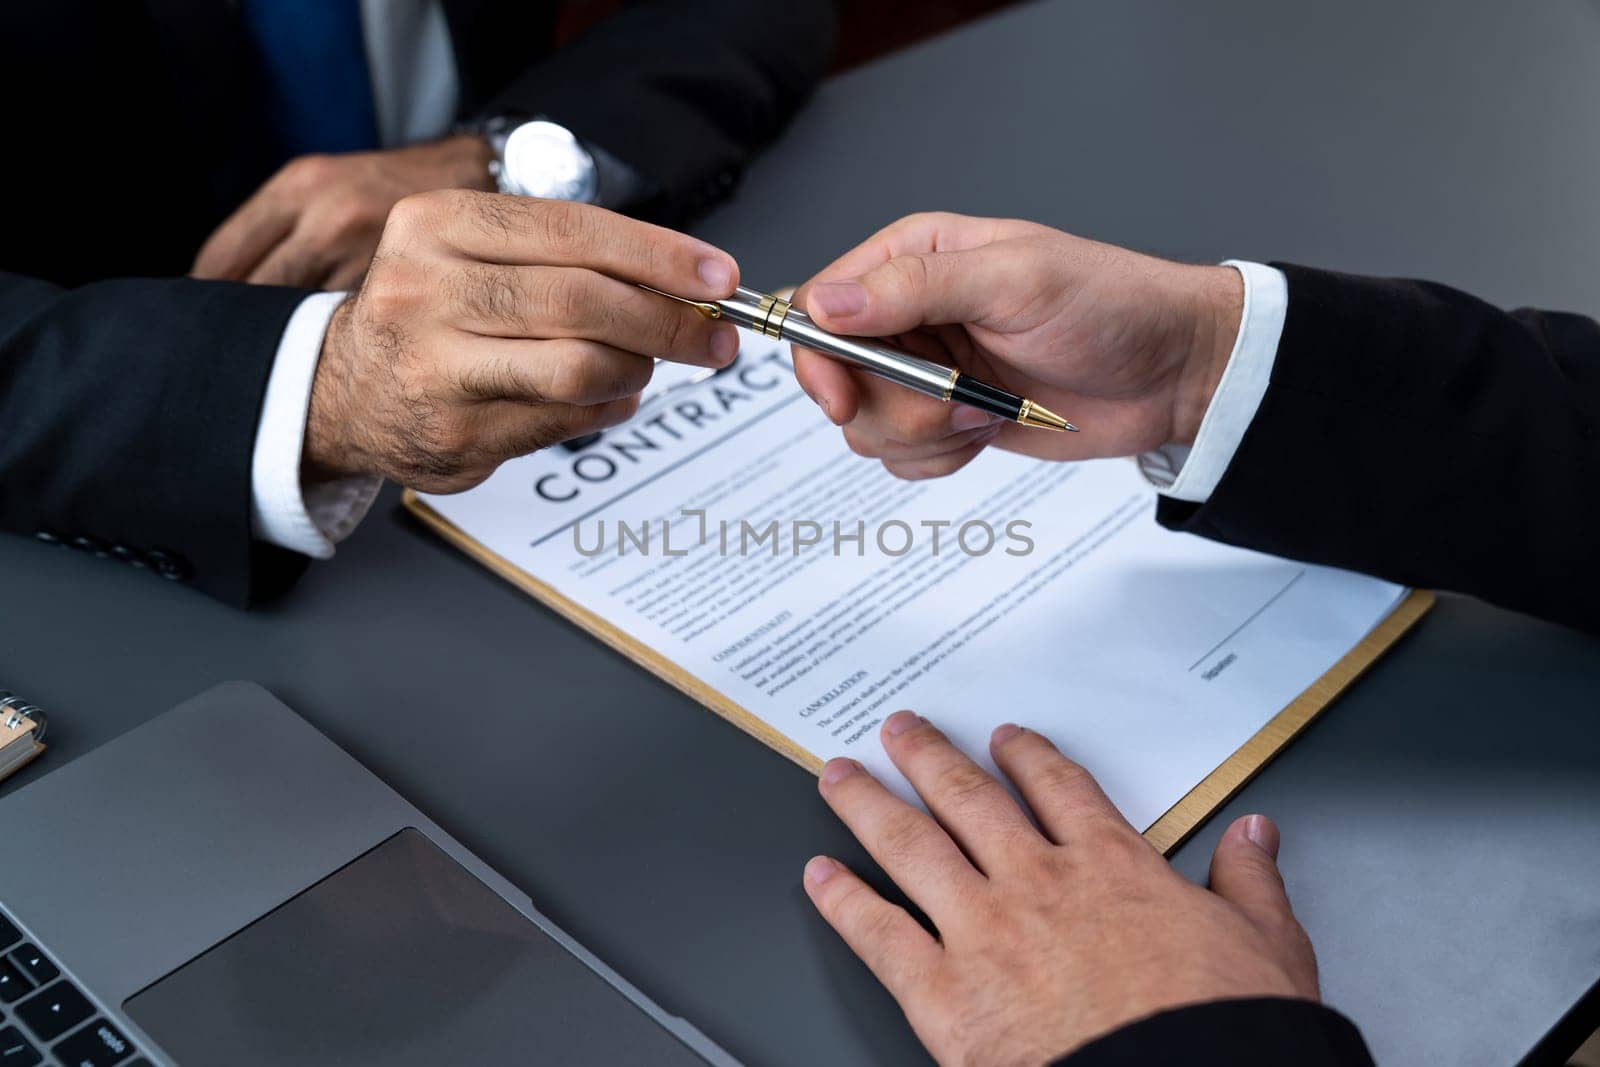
(124, 828), (705, 1065)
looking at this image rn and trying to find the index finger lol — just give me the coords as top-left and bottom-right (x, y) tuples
(192, 192), (295, 280)
(797, 212), (1027, 296)
(817, 757), (986, 923)
(789, 212), (1022, 418)
(400, 191), (739, 299)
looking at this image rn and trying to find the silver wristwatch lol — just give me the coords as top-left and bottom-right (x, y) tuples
(475, 117), (599, 203)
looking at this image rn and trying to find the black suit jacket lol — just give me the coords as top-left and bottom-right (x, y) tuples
(1063, 997), (1374, 1066)
(0, 0), (834, 604)
(1160, 263), (1600, 633)
(1064, 262), (1600, 1064)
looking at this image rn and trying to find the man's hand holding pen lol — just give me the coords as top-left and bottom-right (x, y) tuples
(790, 212), (1245, 480)
(300, 192), (743, 493)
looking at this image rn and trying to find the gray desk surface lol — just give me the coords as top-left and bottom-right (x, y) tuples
(8, 2), (1600, 1064)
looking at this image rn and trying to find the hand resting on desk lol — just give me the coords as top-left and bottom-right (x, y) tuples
(804, 711), (1328, 1065)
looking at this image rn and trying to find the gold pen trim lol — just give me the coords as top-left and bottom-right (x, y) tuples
(942, 367), (958, 402)
(1017, 399), (1075, 432)
(637, 284), (721, 319)
(755, 293), (792, 338)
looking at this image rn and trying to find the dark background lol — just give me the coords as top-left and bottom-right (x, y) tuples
(553, 0), (1023, 70)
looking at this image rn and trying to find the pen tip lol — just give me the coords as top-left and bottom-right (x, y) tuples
(1017, 400), (1075, 432)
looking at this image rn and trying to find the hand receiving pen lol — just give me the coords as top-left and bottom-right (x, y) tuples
(640, 284), (1076, 432)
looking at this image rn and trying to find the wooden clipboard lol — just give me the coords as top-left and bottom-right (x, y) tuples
(405, 489), (1433, 854)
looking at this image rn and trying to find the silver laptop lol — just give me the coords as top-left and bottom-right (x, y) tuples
(0, 682), (734, 1066)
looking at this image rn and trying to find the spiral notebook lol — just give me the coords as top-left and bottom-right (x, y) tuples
(0, 691), (47, 783)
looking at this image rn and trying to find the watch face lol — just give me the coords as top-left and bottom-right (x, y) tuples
(502, 120), (598, 202)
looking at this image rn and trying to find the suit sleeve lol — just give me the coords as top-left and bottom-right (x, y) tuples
(479, 0), (837, 225)
(1158, 263), (1600, 633)
(1057, 998), (1375, 1066)
(0, 271), (314, 606)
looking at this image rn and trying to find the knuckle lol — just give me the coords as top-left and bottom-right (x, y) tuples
(474, 355), (538, 405)
(434, 187), (479, 217)
(876, 809), (930, 861)
(466, 191), (517, 242)
(360, 258), (427, 322)
(1036, 756), (1094, 797)
(387, 192), (440, 238)
(532, 199), (592, 256)
(854, 901), (903, 945)
(545, 350), (592, 403)
(534, 270), (589, 329)
(1247, 853), (1290, 895)
(884, 254), (930, 295)
(1081, 813), (1146, 856)
(829, 879), (875, 919)
(904, 210), (955, 231)
(634, 230), (668, 279)
(930, 760), (998, 808)
(654, 306), (691, 355)
(889, 211), (944, 242)
(1000, 827), (1057, 875)
(284, 154), (333, 187)
(453, 264), (529, 331)
(892, 721), (947, 759)
(569, 356), (644, 404)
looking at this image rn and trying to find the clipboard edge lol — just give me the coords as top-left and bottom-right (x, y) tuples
(1141, 587), (1435, 855)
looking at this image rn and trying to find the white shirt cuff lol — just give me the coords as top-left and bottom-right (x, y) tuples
(1137, 260), (1288, 503)
(249, 291), (383, 559)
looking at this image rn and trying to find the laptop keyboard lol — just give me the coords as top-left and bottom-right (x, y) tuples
(0, 910), (151, 1067)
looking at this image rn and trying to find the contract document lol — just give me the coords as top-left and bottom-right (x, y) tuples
(414, 333), (1416, 838)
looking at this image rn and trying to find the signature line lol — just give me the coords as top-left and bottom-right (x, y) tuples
(1187, 568), (1308, 672)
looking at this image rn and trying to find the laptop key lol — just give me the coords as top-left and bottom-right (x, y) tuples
(52, 1019), (133, 1067)
(3, 952), (51, 990)
(0, 917), (18, 952)
(0, 963), (29, 1004)
(13, 982), (91, 1042)
(0, 1025), (40, 1066)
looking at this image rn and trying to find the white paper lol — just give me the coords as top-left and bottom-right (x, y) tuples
(421, 334), (1405, 830)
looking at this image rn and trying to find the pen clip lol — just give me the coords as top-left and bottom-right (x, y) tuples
(637, 284), (721, 320)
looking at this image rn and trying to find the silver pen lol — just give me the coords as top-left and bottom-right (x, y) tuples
(641, 285), (1076, 432)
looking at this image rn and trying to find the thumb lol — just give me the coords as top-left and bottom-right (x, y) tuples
(1209, 815), (1319, 994)
(802, 244), (1016, 337)
(1209, 814), (1291, 927)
